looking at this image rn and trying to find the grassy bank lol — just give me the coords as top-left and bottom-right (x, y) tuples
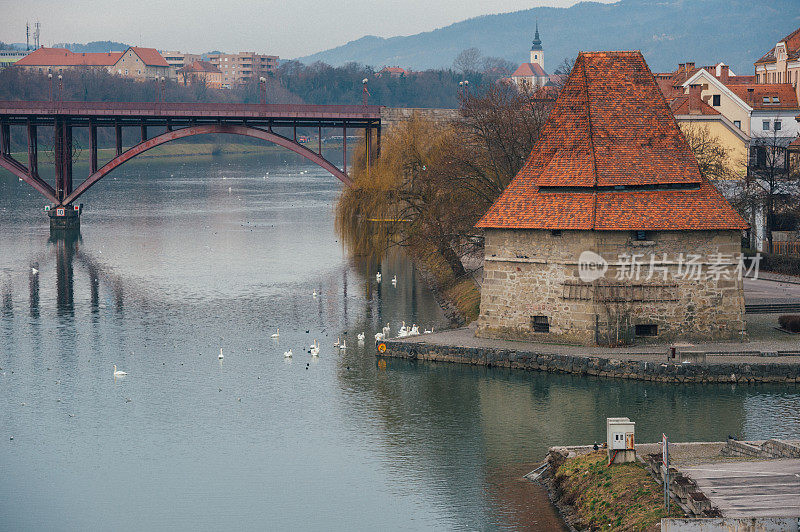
(413, 247), (481, 325)
(553, 451), (680, 531)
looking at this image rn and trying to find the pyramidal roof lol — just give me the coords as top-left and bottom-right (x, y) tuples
(476, 51), (748, 231)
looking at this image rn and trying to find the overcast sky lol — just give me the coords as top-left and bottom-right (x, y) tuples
(2, 0), (616, 58)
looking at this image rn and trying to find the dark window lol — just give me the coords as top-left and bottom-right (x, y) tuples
(756, 146), (767, 167)
(763, 120), (770, 131)
(763, 96), (770, 104)
(733, 120), (741, 129)
(712, 94), (721, 106)
(635, 324), (658, 337)
(775, 121), (782, 131)
(551, 229), (562, 237)
(634, 230), (647, 241)
(531, 316), (549, 333)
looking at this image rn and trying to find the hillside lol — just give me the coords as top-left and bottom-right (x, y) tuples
(297, 0), (800, 74)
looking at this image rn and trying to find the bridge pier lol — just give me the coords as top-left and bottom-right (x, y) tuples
(48, 204), (81, 232)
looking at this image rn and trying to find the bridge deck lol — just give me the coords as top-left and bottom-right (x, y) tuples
(0, 101), (382, 127)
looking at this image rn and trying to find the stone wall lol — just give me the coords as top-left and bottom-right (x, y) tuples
(379, 340), (800, 384)
(380, 107), (460, 130)
(477, 228), (746, 346)
(721, 438), (800, 459)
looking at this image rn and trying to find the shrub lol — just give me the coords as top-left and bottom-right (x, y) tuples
(759, 253), (800, 276)
(778, 315), (800, 332)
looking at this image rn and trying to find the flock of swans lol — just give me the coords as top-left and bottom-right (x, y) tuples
(111, 270), (436, 379)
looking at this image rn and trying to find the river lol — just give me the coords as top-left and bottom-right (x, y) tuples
(1, 149), (799, 531)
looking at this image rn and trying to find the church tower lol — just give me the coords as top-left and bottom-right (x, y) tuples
(530, 22), (544, 68)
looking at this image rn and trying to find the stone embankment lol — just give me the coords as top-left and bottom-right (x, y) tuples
(378, 328), (800, 383)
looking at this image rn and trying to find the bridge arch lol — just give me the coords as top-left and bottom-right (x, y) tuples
(62, 123), (352, 205)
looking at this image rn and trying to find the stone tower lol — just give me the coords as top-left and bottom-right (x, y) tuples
(530, 22), (544, 69)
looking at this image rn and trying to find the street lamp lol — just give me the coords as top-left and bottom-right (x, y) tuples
(362, 77), (369, 106)
(48, 72), (53, 101)
(57, 74), (63, 102)
(161, 76), (166, 102)
(259, 76), (267, 105)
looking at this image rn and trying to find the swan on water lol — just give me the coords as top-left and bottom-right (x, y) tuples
(391, 275), (397, 285)
(398, 322), (408, 338)
(357, 332), (365, 342)
(310, 340), (320, 357)
(409, 324), (420, 336)
(271, 329), (280, 338)
(284, 349), (293, 358)
(218, 348), (224, 359)
(333, 337), (340, 348)
(376, 272), (381, 282)
(375, 332), (384, 341)
(339, 339), (346, 350)
(382, 323), (390, 337)
(312, 289), (317, 298)
(424, 327), (434, 334)
(113, 365), (127, 377)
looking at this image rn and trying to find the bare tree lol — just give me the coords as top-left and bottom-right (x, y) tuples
(453, 48), (483, 75)
(681, 124), (738, 181)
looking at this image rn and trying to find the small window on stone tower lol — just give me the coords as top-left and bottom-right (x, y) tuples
(531, 316), (549, 333)
(634, 230), (647, 241)
(551, 229), (562, 237)
(635, 324), (657, 337)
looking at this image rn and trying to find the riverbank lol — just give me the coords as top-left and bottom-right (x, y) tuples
(378, 322), (800, 383)
(409, 247), (481, 326)
(543, 449), (680, 530)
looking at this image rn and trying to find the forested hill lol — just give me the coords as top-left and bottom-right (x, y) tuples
(298, 0), (800, 74)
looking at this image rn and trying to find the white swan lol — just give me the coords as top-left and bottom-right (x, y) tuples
(376, 272), (381, 282)
(409, 324), (420, 336)
(113, 365), (127, 376)
(375, 332), (384, 341)
(424, 327), (434, 334)
(218, 348), (224, 359)
(271, 329), (279, 338)
(312, 289), (317, 298)
(398, 322), (408, 337)
(333, 337), (340, 348)
(357, 332), (365, 342)
(391, 275), (397, 285)
(339, 339), (347, 350)
(284, 349), (293, 358)
(310, 340), (320, 357)
(383, 323), (390, 337)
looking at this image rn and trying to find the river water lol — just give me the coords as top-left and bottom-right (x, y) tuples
(1, 149), (799, 531)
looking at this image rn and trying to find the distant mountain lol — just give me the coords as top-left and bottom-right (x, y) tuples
(54, 41), (130, 53)
(297, 0), (800, 75)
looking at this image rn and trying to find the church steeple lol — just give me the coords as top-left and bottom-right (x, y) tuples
(530, 22), (544, 67)
(531, 22), (542, 52)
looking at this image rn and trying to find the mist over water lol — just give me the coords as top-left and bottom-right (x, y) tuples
(1, 150), (798, 531)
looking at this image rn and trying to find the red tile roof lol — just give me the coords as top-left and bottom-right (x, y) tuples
(755, 26), (800, 64)
(15, 47), (123, 66)
(476, 51), (747, 231)
(179, 60), (221, 74)
(128, 47), (170, 67)
(725, 83), (799, 110)
(668, 95), (720, 115)
(512, 62), (547, 78)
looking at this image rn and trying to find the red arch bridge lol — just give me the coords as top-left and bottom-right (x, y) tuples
(0, 101), (382, 229)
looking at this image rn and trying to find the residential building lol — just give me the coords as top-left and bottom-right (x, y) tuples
(0, 49), (31, 69)
(14, 46), (170, 81)
(376, 66), (407, 78)
(667, 85), (750, 178)
(754, 26), (800, 102)
(207, 52), (278, 87)
(475, 51), (748, 346)
(177, 60), (222, 89)
(511, 23), (549, 89)
(160, 50), (201, 79)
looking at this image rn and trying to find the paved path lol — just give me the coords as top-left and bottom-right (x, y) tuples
(744, 277), (800, 304)
(392, 324), (800, 364)
(678, 459), (800, 517)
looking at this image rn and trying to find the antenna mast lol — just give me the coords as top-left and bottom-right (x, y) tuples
(34, 22), (41, 48)
(26, 22), (30, 50)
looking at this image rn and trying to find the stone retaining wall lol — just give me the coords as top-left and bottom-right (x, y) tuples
(380, 341), (800, 383)
(722, 439), (800, 459)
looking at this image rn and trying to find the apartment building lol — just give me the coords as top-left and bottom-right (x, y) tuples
(207, 52), (278, 87)
(160, 50), (201, 79)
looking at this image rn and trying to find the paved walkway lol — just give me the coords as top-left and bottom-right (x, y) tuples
(678, 459), (800, 517)
(392, 323), (800, 364)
